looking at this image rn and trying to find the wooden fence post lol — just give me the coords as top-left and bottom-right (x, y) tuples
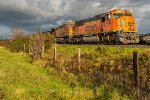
(29, 45), (31, 55)
(78, 48), (81, 72)
(133, 51), (140, 98)
(54, 46), (57, 62)
(41, 46), (44, 58)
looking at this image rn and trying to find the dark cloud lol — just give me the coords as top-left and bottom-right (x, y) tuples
(0, 0), (149, 34)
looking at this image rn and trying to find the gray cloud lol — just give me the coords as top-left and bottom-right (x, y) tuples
(0, 0), (149, 34)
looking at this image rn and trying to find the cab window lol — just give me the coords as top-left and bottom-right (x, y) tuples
(67, 24), (74, 28)
(113, 13), (123, 18)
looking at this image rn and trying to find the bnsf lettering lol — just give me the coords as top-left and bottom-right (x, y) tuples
(85, 24), (96, 31)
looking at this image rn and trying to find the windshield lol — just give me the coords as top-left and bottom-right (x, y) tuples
(125, 13), (132, 16)
(67, 24), (74, 28)
(113, 13), (123, 18)
(113, 13), (132, 18)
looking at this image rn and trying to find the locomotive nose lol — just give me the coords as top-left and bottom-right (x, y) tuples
(119, 16), (135, 32)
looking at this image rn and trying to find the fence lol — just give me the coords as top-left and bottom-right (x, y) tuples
(22, 45), (149, 99)
(49, 46), (149, 99)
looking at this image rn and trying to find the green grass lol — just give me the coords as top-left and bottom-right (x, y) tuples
(47, 44), (150, 59)
(0, 46), (95, 100)
(45, 44), (150, 99)
(55, 44), (149, 53)
(1, 45), (149, 100)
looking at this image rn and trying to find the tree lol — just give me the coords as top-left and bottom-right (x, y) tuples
(10, 27), (24, 39)
(29, 27), (45, 62)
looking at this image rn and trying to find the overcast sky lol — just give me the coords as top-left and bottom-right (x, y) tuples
(0, 0), (150, 35)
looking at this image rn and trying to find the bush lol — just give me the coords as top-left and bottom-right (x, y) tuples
(1, 32), (55, 62)
(44, 33), (55, 50)
(7, 36), (29, 52)
(29, 33), (55, 62)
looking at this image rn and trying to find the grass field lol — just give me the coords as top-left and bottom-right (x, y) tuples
(0, 45), (149, 100)
(45, 44), (150, 99)
(0, 46), (96, 100)
(48, 44), (150, 57)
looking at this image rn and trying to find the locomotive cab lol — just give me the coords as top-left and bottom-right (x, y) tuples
(111, 9), (139, 44)
(66, 22), (75, 36)
(113, 11), (137, 33)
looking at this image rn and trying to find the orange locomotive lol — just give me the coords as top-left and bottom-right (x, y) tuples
(54, 22), (75, 43)
(53, 9), (139, 44)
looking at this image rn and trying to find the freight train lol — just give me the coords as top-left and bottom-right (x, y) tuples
(51, 9), (140, 44)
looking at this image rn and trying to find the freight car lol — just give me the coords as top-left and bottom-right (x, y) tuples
(53, 9), (139, 44)
(139, 34), (150, 44)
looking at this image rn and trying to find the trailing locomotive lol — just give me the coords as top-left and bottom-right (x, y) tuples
(52, 9), (139, 44)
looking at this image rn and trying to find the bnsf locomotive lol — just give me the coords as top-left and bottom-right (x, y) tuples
(51, 9), (139, 44)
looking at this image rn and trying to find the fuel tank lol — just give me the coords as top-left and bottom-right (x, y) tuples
(83, 35), (99, 43)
